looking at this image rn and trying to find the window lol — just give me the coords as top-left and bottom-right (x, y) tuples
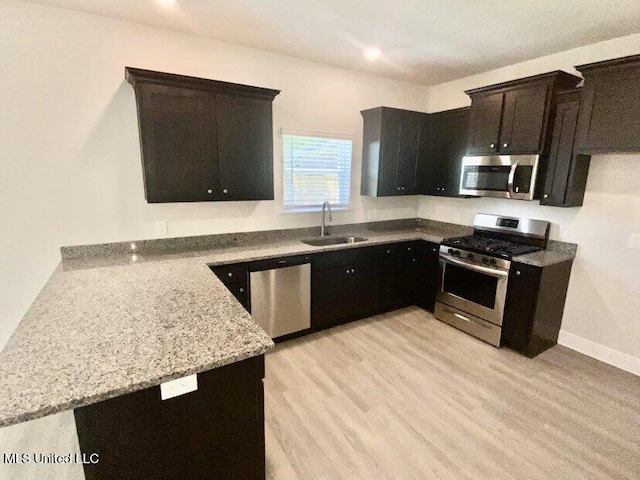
(283, 131), (353, 211)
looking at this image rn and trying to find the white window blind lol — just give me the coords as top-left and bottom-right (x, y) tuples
(283, 132), (353, 210)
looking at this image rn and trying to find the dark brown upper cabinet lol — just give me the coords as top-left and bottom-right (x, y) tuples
(574, 54), (640, 154)
(541, 89), (591, 207)
(419, 107), (471, 196)
(125, 67), (280, 203)
(465, 71), (582, 156)
(361, 107), (427, 197)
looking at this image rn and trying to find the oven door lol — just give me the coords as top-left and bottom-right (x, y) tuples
(436, 253), (509, 326)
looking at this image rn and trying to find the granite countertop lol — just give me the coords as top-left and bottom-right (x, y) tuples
(0, 218), (576, 427)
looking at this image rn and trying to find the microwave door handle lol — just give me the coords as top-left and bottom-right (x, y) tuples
(507, 163), (518, 198)
(441, 254), (509, 278)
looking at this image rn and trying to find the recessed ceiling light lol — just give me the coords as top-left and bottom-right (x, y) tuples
(364, 47), (382, 61)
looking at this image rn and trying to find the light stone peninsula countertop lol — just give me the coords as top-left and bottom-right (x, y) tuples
(0, 219), (576, 427)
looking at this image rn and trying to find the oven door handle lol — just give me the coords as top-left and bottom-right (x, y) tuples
(440, 253), (509, 278)
(507, 162), (518, 198)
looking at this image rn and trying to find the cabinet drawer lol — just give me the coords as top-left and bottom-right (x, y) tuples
(210, 263), (248, 285)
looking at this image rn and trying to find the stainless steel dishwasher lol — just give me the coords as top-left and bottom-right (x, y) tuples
(249, 255), (311, 339)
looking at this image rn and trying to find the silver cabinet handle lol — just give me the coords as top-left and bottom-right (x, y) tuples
(222, 189), (228, 194)
(490, 143), (495, 148)
(386, 249), (391, 254)
(432, 248), (437, 252)
(227, 272), (233, 277)
(516, 271), (521, 276)
(441, 253), (508, 277)
(503, 143), (509, 148)
(207, 189), (213, 194)
(239, 288), (244, 293)
(543, 194), (549, 199)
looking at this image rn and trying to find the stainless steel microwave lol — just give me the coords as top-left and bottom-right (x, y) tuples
(459, 155), (539, 200)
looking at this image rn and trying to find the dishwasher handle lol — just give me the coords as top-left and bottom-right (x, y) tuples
(249, 255), (311, 272)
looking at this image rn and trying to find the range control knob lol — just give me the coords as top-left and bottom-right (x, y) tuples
(448, 248), (454, 254)
(490, 258), (497, 265)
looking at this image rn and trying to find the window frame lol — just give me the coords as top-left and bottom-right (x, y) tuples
(281, 129), (354, 213)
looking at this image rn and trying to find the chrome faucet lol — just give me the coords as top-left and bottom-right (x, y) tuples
(320, 201), (332, 237)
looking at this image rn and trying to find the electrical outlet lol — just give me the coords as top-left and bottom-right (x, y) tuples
(155, 220), (167, 236)
(628, 233), (640, 250)
(160, 374), (198, 400)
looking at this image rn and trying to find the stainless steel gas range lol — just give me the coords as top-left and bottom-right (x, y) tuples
(435, 213), (550, 346)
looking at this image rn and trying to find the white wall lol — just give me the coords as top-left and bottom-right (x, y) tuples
(0, 0), (429, 348)
(421, 34), (640, 370)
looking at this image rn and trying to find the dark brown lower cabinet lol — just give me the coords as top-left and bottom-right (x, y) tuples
(502, 260), (573, 357)
(413, 241), (440, 311)
(381, 243), (418, 310)
(312, 241), (440, 332)
(74, 356), (266, 480)
(210, 263), (250, 310)
(312, 258), (382, 330)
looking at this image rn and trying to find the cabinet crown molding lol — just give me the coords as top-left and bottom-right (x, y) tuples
(464, 70), (581, 96)
(575, 53), (640, 74)
(125, 67), (281, 100)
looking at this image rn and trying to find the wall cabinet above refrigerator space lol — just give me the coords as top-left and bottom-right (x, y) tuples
(574, 54), (640, 154)
(126, 67), (280, 203)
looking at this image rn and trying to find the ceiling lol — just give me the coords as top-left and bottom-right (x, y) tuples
(24, 0), (640, 85)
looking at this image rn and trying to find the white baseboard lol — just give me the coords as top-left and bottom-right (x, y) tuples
(558, 331), (640, 377)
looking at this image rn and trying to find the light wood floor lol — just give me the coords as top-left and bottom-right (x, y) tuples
(1, 307), (639, 479)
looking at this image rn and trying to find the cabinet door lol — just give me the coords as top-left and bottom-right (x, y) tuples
(466, 93), (503, 155)
(312, 262), (381, 331)
(499, 84), (549, 154)
(575, 67), (640, 153)
(137, 84), (218, 202)
(414, 241), (440, 311)
(216, 94), (274, 200)
(502, 263), (541, 351)
(381, 243), (416, 310)
(378, 110), (423, 196)
(421, 108), (470, 196)
(541, 96), (583, 206)
(396, 115), (423, 195)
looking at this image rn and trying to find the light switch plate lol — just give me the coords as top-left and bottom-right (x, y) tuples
(628, 233), (640, 250)
(160, 374), (198, 400)
(155, 220), (167, 236)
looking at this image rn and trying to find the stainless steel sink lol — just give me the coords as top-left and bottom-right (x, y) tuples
(301, 236), (368, 246)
